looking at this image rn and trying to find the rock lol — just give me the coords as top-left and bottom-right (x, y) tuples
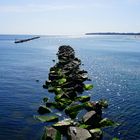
(35, 115), (58, 122)
(49, 73), (63, 81)
(42, 126), (61, 140)
(78, 124), (91, 129)
(75, 96), (90, 103)
(84, 101), (96, 111)
(99, 118), (116, 127)
(43, 97), (49, 103)
(43, 85), (48, 89)
(38, 105), (51, 114)
(74, 84), (84, 93)
(65, 104), (84, 115)
(67, 127), (91, 140)
(48, 86), (54, 92)
(82, 111), (101, 127)
(53, 119), (74, 133)
(46, 102), (57, 108)
(54, 88), (63, 95)
(89, 128), (103, 140)
(84, 84), (94, 90)
(57, 45), (75, 61)
(98, 99), (108, 108)
(57, 78), (67, 85)
(65, 104), (85, 119)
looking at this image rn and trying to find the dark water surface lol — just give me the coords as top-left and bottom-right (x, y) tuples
(0, 35), (140, 140)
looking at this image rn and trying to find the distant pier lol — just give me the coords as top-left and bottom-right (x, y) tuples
(14, 36), (40, 43)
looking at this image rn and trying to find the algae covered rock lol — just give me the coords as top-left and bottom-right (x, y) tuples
(42, 126), (61, 140)
(84, 84), (94, 90)
(53, 119), (74, 133)
(89, 128), (103, 140)
(38, 105), (51, 114)
(99, 118), (117, 127)
(35, 115), (58, 122)
(98, 99), (108, 108)
(75, 96), (90, 103)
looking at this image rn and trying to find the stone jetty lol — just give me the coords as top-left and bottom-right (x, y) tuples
(35, 45), (117, 140)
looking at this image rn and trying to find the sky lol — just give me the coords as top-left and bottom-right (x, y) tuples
(0, 0), (140, 35)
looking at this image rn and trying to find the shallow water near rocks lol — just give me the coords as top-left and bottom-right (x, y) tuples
(0, 35), (140, 140)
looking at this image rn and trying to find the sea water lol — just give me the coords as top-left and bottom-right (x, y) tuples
(0, 34), (140, 140)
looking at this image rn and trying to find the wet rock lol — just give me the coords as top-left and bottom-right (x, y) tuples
(53, 119), (74, 133)
(75, 96), (90, 103)
(46, 102), (57, 108)
(99, 118), (116, 127)
(98, 99), (108, 108)
(89, 128), (103, 140)
(42, 126), (61, 140)
(67, 127), (91, 140)
(84, 84), (94, 90)
(43, 97), (49, 103)
(82, 111), (101, 127)
(43, 85), (48, 89)
(38, 105), (51, 114)
(78, 124), (91, 129)
(65, 104), (84, 115)
(65, 104), (84, 119)
(35, 115), (58, 122)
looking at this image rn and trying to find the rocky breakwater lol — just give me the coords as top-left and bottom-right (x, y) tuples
(35, 45), (118, 140)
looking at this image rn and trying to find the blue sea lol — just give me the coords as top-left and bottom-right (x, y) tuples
(0, 34), (140, 140)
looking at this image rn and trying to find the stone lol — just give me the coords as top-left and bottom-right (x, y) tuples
(84, 84), (94, 90)
(99, 118), (116, 127)
(82, 111), (101, 127)
(67, 127), (91, 140)
(65, 104), (84, 115)
(43, 97), (49, 103)
(89, 128), (103, 140)
(75, 96), (90, 103)
(35, 115), (58, 122)
(98, 99), (108, 108)
(38, 105), (51, 114)
(42, 126), (61, 140)
(53, 119), (74, 133)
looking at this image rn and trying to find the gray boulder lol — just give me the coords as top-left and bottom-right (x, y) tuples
(82, 111), (100, 127)
(42, 126), (61, 140)
(67, 126), (91, 140)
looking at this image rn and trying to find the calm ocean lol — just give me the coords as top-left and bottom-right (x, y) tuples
(0, 35), (140, 140)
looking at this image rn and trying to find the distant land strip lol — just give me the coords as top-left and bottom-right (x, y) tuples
(85, 32), (140, 35)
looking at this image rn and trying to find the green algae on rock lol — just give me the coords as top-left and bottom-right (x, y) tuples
(35, 115), (58, 122)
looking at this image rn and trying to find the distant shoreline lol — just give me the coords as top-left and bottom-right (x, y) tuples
(85, 32), (140, 35)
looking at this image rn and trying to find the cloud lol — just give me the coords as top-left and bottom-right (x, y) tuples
(0, 4), (78, 13)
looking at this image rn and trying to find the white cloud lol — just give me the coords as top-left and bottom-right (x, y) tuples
(0, 4), (78, 13)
